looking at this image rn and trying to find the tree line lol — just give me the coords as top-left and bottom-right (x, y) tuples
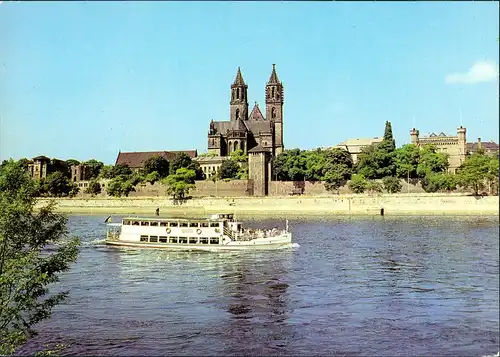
(272, 121), (499, 195)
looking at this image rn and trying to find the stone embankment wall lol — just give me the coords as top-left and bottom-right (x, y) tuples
(38, 194), (499, 216)
(81, 179), (429, 199)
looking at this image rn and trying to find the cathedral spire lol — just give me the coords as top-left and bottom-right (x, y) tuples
(234, 66), (246, 85)
(267, 63), (280, 84)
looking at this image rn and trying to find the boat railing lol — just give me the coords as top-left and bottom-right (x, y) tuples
(223, 227), (233, 240)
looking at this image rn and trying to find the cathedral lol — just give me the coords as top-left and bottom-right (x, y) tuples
(207, 64), (284, 157)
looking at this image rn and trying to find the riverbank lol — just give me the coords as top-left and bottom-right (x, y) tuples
(35, 194), (499, 216)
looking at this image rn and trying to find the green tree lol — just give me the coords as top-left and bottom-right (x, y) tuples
(169, 153), (204, 180)
(84, 180), (101, 196)
(143, 155), (170, 178)
(98, 165), (114, 179)
(82, 159), (104, 179)
(356, 122), (397, 179)
(49, 159), (70, 178)
(17, 158), (31, 171)
(394, 144), (420, 179)
(219, 159), (240, 179)
(145, 171), (160, 184)
(382, 176), (402, 193)
(378, 120), (396, 152)
(163, 168), (196, 200)
(65, 159), (80, 168)
(0, 160), (80, 354)
(348, 174), (369, 193)
(230, 149), (248, 163)
(416, 145), (449, 178)
(456, 152), (492, 195)
(106, 176), (135, 197)
(111, 164), (132, 178)
(44, 172), (75, 197)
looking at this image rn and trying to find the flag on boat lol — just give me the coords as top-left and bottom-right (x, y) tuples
(104, 215), (112, 223)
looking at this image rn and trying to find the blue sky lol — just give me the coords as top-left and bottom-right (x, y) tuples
(1, 1), (498, 164)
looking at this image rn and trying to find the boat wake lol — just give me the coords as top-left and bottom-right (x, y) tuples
(291, 243), (300, 248)
(81, 238), (107, 247)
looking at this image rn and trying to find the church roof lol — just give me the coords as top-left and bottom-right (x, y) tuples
(233, 67), (246, 86)
(231, 118), (247, 131)
(267, 64), (280, 84)
(248, 103), (265, 121)
(248, 144), (270, 153)
(245, 120), (272, 134)
(115, 150), (197, 168)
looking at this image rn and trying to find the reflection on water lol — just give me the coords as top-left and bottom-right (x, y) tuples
(16, 215), (499, 357)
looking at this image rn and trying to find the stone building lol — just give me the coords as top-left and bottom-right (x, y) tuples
(467, 138), (499, 156)
(71, 165), (90, 182)
(28, 155), (51, 179)
(410, 126), (467, 173)
(115, 150), (197, 172)
(207, 64), (285, 157)
(332, 137), (384, 163)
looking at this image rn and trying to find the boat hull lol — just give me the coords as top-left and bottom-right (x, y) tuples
(105, 233), (293, 251)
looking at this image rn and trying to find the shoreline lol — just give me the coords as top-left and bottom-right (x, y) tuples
(35, 194), (500, 216)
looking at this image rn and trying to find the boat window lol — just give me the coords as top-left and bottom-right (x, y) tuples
(169, 237), (177, 244)
(159, 236), (168, 243)
(132, 221), (140, 226)
(123, 220), (130, 225)
(200, 222), (209, 227)
(169, 222), (178, 227)
(160, 222), (168, 227)
(180, 222), (188, 227)
(189, 222), (198, 228)
(189, 237), (198, 244)
(140, 235), (148, 242)
(150, 222), (158, 227)
(200, 237), (209, 244)
(141, 221), (149, 226)
(210, 237), (219, 244)
(210, 222), (219, 228)
(179, 237), (188, 244)
(149, 236), (158, 243)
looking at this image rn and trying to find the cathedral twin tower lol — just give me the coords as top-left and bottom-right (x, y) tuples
(208, 64), (284, 157)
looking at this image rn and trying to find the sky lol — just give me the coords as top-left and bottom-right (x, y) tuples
(1, 1), (498, 164)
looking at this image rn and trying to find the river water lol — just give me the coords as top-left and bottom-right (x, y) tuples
(17, 215), (499, 356)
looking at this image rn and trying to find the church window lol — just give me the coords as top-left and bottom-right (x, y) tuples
(271, 107), (276, 119)
(236, 109), (240, 120)
(234, 141), (238, 152)
(240, 141), (245, 152)
(237, 88), (240, 99)
(272, 87), (275, 98)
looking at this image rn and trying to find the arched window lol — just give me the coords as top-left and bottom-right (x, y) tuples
(234, 141), (238, 152)
(236, 109), (240, 120)
(237, 88), (240, 99)
(240, 141), (245, 152)
(272, 87), (275, 98)
(271, 107), (276, 119)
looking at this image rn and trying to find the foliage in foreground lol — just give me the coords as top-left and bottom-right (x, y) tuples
(0, 160), (80, 355)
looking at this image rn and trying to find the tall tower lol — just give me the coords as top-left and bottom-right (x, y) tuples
(230, 67), (248, 122)
(457, 126), (467, 166)
(410, 128), (419, 145)
(265, 64), (284, 156)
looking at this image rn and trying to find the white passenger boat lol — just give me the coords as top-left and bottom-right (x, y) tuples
(105, 213), (292, 251)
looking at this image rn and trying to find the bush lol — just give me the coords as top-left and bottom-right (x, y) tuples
(382, 176), (402, 193)
(348, 174), (368, 193)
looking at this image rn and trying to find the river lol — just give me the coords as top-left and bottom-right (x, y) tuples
(17, 215), (499, 356)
